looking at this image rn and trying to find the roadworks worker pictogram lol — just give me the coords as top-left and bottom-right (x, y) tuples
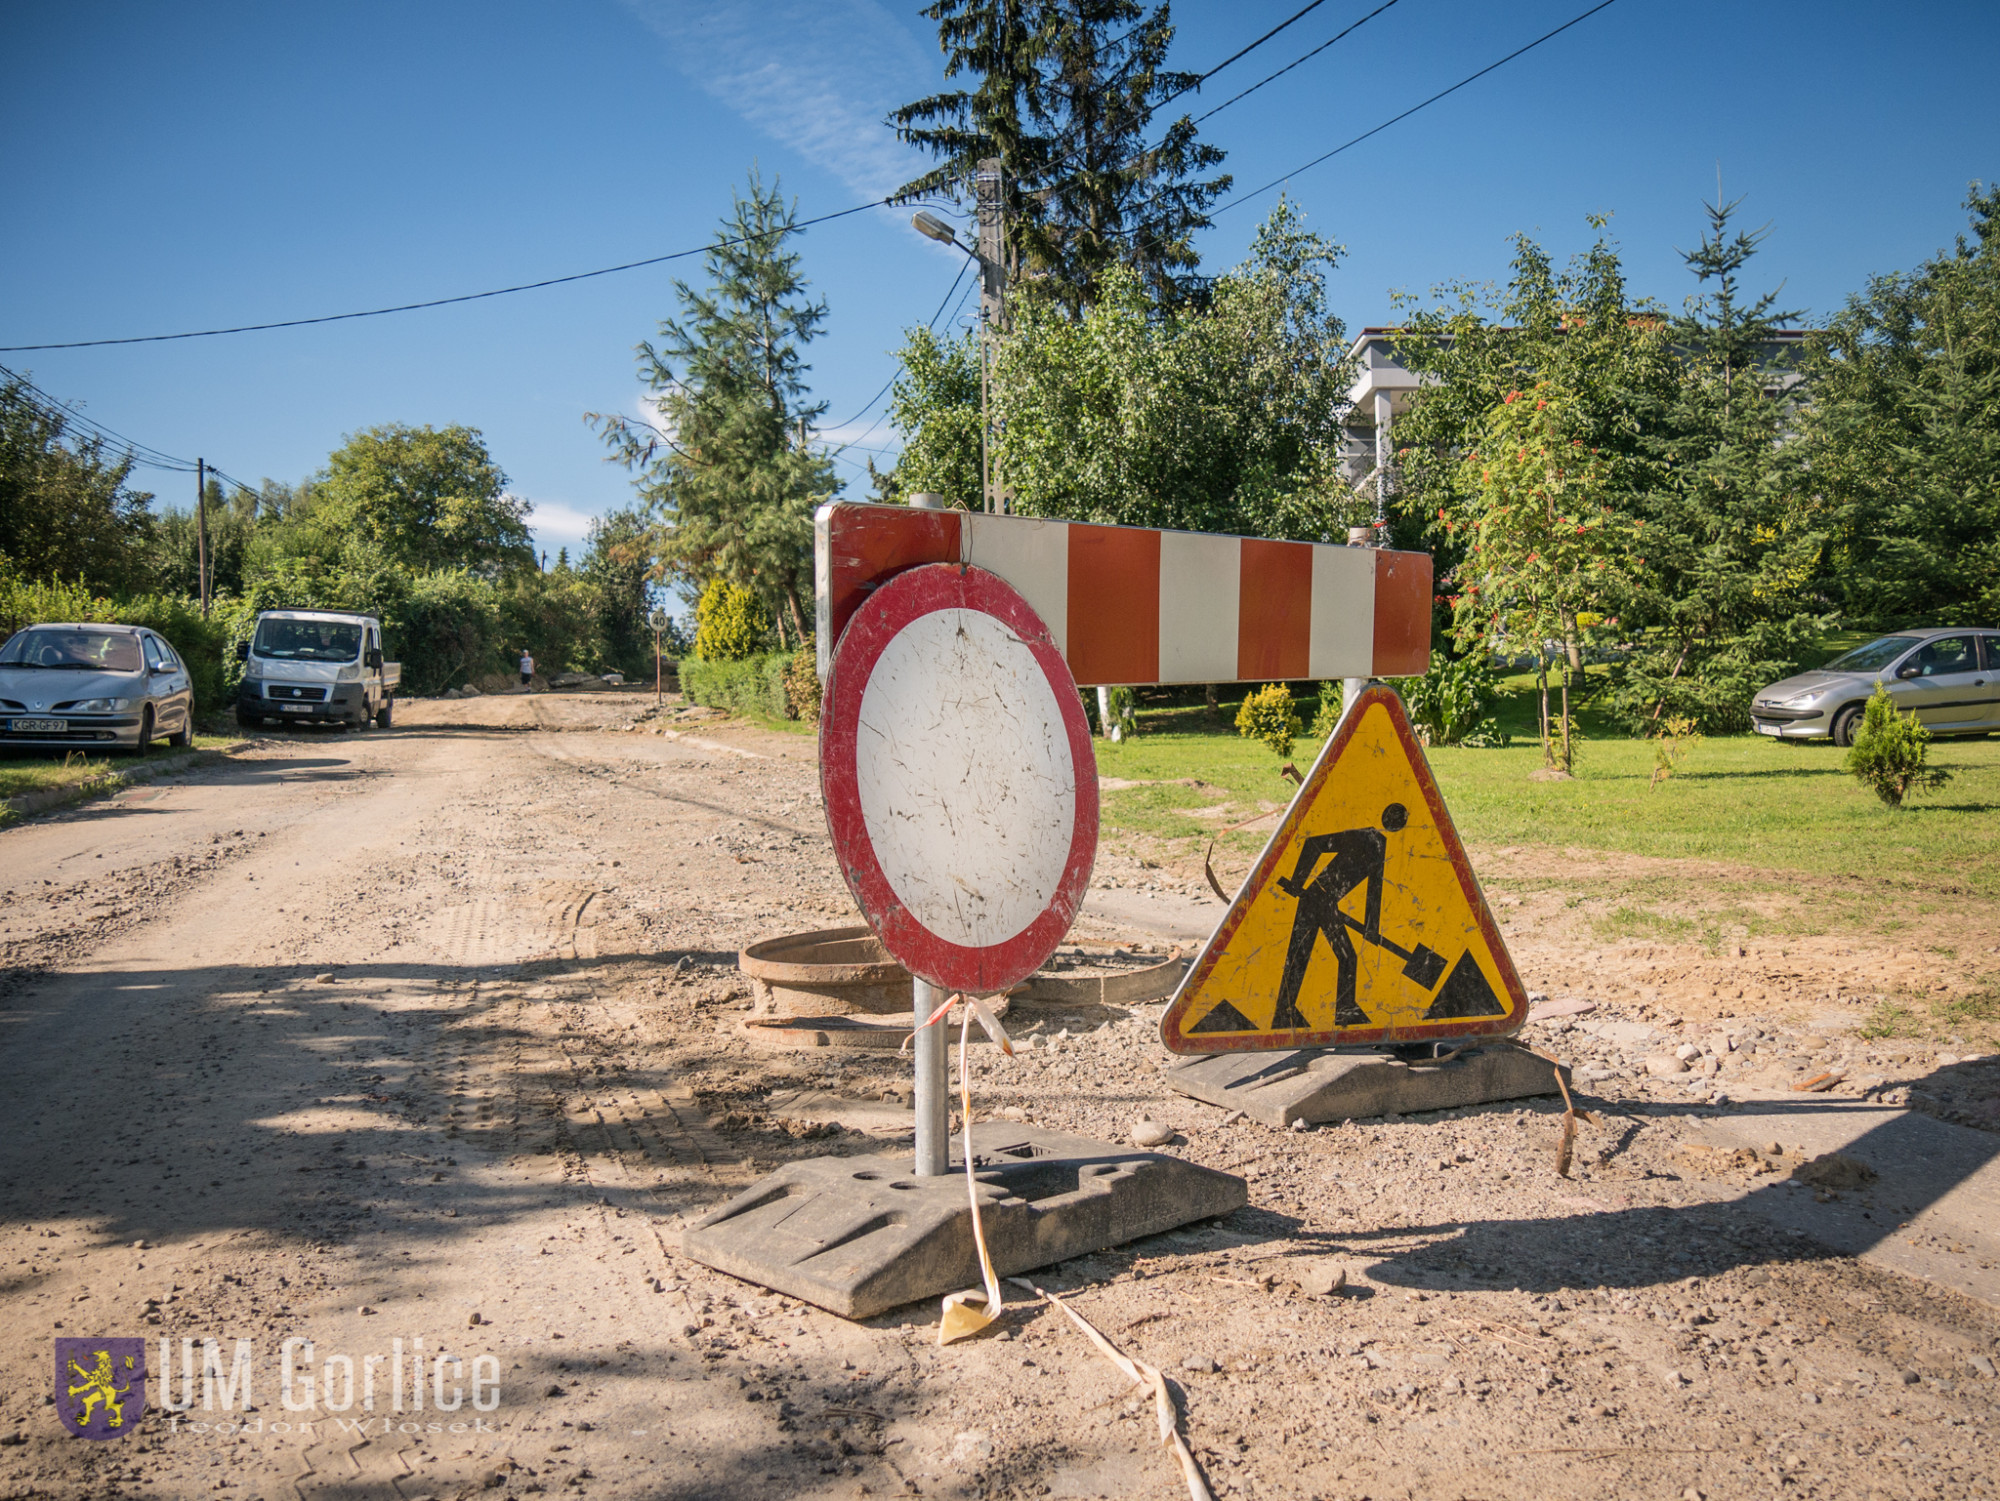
(1162, 685), (1527, 1052)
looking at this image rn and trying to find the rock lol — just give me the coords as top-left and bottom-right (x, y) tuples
(1662, 1368), (1689, 1387)
(1898, 1369), (1921, 1386)
(1131, 1118), (1175, 1147)
(949, 1430), (995, 1466)
(1674, 1043), (1702, 1062)
(132, 1239), (148, 1250)
(1182, 1354), (1218, 1373)
(315, 972), (336, 984)
(1296, 1261), (1346, 1297)
(467, 1311), (482, 1326)
(1220, 1110), (1244, 1126)
(1969, 1354), (1996, 1380)
(1289, 1117), (1313, 1131)
(460, 683), (481, 697)
(1646, 1055), (1690, 1077)
(1793, 1152), (1876, 1191)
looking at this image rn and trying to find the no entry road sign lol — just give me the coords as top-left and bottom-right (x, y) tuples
(1161, 686), (1527, 1052)
(815, 502), (1431, 687)
(820, 563), (1099, 996)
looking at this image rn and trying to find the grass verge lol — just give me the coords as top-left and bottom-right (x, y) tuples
(0, 734), (244, 805)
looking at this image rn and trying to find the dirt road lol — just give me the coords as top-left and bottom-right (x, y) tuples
(1, 693), (1995, 1501)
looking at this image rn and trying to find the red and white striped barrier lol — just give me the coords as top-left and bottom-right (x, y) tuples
(815, 502), (1431, 687)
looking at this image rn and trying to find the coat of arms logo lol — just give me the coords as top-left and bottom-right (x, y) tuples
(54, 1338), (146, 1439)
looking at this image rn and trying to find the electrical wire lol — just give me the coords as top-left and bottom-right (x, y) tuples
(1188, 0), (1402, 127)
(821, 257), (973, 458)
(1212, 0), (1624, 216)
(0, 200), (890, 353)
(1, 2), (1344, 354)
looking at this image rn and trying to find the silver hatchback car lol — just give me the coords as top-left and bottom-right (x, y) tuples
(1751, 627), (2000, 745)
(0, 622), (196, 753)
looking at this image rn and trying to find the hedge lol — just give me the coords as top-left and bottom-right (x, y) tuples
(679, 652), (793, 719)
(0, 573), (232, 715)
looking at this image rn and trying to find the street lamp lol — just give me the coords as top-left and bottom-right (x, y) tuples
(910, 211), (961, 249)
(911, 210), (997, 512)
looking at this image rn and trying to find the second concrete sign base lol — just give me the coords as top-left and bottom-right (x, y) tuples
(1165, 1044), (1566, 1126)
(681, 1124), (1246, 1319)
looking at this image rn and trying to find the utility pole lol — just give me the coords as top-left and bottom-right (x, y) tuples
(974, 157), (1007, 514)
(194, 459), (211, 619)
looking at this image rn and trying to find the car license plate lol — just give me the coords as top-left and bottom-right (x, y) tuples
(10, 718), (66, 733)
(281, 704), (312, 713)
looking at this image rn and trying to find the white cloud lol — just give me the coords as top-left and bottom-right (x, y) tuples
(618, 0), (935, 203)
(525, 500), (601, 555)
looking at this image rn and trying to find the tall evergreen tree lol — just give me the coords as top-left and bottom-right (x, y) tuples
(1609, 196), (1828, 729)
(1804, 184), (2000, 626)
(591, 169), (838, 642)
(891, 0), (1229, 311)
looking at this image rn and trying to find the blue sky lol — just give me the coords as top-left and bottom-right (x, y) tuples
(5, 0), (1996, 584)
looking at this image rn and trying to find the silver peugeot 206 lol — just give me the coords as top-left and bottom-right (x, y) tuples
(1750, 627), (2000, 746)
(0, 622), (196, 754)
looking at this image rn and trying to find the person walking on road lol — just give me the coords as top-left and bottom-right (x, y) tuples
(519, 649), (535, 689)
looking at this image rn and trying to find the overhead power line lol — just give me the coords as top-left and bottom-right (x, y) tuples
(1189, 0), (1403, 127)
(1214, 0), (1624, 216)
(2, 2), (1344, 354)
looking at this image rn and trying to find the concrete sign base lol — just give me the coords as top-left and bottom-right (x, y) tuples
(681, 1125), (1247, 1319)
(1166, 1044), (1565, 1126)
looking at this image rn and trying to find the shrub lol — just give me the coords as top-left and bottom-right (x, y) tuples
(1649, 714), (1702, 789)
(1846, 683), (1951, 807)
(1389, 651), (1505, 747)
(1235, 683), (1299, 760)
(1105, 686), (1137, 741)
(0, 569), (231, 714)
(693, 579), (772, 661)
(783, 638), (822, 724)
(681, 652), (793, 719)
(1308, 683), (1342, 740)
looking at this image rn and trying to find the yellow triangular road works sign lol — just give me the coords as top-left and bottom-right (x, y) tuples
(1162, 685), (1527, 1053)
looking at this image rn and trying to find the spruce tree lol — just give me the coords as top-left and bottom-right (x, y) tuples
(891, 0), (1229, 311)
(591, 169), (837, 642)
(1805, 184), (2000, 626)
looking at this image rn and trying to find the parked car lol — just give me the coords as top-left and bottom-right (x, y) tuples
(0, 622), (195, 753)
(234, 610), (400, 729)
(1751, 627), (2000, 745)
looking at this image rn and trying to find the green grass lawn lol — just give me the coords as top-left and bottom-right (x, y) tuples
(0, 734), (243, 804)
(1093, 685), (2000, 900)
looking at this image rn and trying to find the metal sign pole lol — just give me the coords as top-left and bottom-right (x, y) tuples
(903, 489), (954, 1176)
(911, 979), (950, 1176)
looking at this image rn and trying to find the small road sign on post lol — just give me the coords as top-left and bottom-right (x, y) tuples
(821, 561), (1097, 1173)
(1161, 685), (1528, 1052)
(647, 607), (669, 706)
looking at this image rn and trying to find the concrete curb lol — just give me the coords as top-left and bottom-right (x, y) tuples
(2, 742), (254, 821)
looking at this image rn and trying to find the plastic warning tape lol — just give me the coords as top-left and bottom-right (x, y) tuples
(814, 502), (1432, 687)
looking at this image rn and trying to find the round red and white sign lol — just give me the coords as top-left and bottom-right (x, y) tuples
(821, 563), (1099, 995)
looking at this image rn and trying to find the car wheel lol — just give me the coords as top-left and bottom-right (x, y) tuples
(234, 708), (263, 729)
(1831, 704), (1863, 747)
(133, 706), (155, 755)
(167, 712), (193, 748)
(375, 696), (394, 730)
